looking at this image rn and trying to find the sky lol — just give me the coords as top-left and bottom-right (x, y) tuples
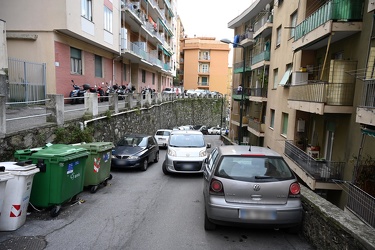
(176, 0), (254, 65)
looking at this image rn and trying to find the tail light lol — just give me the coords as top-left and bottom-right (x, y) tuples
(209, 178), (224, 195)
(289, 182), (301, 197)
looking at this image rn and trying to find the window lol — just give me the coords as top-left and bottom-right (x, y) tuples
(81, 0), (93, 21)
(273, 68), (278, 89)
(276, 26), (281, 47)
(142, 70), (146, 83)
(95, 55), (103, 78)
(270, 109), (275, 129)
(152, 73), (155, 85)
(104, 6), (113, 33)
(290, 12), (297, 38)
(281, 112), (288, 136)
(202, 64), (209, 73)
(70, 47), (82, 75)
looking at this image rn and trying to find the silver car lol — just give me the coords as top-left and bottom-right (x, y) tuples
(203, 145), (302, 231)
(162, 130), (211, 174)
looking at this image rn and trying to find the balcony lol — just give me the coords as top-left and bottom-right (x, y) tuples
(249, 87), (267, 102)
(293, 0), (363, 51)
(197, 82), (209, 87)
(284, 140), (344, 190)
(247, 117), (265, 137)
(356, 80), (375, 126)
(288, 81), (355, 114)
(198, 70), (210, 75)
(199, 56), (210, 61)
(238, 31), (254, 47)
(251, 50), (270, 69)
(231, 113), (249, 127)
(253, 12), (273, 38)
(233, 61), (251, 74)
(232, 87), (250, 101)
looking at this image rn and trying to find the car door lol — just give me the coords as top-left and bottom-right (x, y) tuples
(147, 137), (157, 161)
(203, 148), (219, 195)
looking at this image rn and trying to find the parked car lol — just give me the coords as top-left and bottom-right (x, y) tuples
(203, 145), (302, 231)
(207, 126), (221, 135)
(154, 129), (172, 148)
(194, 89), (210, 97)
(162, 130), (211, 175)
(210, 91), (222, 98)
(162, 87), (175, 94)
(185, 89), (197, 96)
(199, 125), (209, 135)
(111, 134), (159, 171)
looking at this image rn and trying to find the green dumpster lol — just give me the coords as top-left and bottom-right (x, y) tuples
(71, 142), (114, 193)
(14, 144), (89, 217)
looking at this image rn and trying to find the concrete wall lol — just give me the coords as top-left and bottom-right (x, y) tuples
(0, 98), (223, 162)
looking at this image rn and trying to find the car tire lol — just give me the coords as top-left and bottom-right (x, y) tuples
(154, 151), (159, 163)
(141, 159), (148, 171)
(162, 161), (169, 175)
(204, 209), (216, 231)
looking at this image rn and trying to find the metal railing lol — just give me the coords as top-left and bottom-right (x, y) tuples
(251, 50), (270, 65)
(253, 12), (273, 32)
(346, 183), (375, 228)
(233, 61), (251, 73)
(284, 140), (344, 181)
(8, 58), (46, 103)
(248, 118), (264, 133)
(288, 81), (355, 105)
(249, 87), (267, 98)
(359, 80), (375, 108)
(294, 0), (364, 41)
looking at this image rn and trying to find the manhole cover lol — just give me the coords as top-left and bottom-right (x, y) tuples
(0, 236), (47, 250)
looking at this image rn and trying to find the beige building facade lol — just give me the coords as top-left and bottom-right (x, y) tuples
(227, 0), (375, 217)
(0, 0), (177, 99)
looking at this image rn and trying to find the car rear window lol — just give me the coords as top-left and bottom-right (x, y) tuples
(156, 131), (170, 136)
(215, 156), (294, 182)
(169, 134), (205, 147)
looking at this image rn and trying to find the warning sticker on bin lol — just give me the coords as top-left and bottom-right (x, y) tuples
(67, 161), (80, 174)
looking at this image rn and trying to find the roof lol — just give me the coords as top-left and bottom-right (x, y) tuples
(170, 130), (203, 135)
(217, 145), (282, 157)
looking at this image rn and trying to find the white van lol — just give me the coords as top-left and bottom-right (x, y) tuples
(162, 130), (211, 175)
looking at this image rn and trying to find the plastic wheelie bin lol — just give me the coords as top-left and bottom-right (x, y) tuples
(14, 144), (89, 217)
(0, 168), (14, 222)
(71, 142), (114, 193)
(0, 161), (39, 231)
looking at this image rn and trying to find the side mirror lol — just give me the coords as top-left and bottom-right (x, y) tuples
(206, 143), (211, 148)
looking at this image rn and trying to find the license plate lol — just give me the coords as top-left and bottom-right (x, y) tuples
(239, 209), (276, 220)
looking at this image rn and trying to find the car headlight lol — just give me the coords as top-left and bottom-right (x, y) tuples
(168, 148), (177, 156)
(111, 155), (116, 159)
(127, 155), (139, 160)
(199, 150), (207, 157)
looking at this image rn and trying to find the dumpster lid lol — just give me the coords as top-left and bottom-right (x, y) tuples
(0, 161), (37, 171)
(71, 142), (114, 153)
(30, 144), (89, 161)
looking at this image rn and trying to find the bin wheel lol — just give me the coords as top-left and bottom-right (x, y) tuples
(50, 205), (61, 217)
(108, 174), (113, 180)
(90, 185), (98, 193)
(103, 180), (108, 186)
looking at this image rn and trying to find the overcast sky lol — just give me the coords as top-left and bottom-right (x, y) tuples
(176, 0), (254, 65)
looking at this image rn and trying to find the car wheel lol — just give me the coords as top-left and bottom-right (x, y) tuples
(154, 151), (159, 163)
(141, 159), (148, 171)
(162, 161), (169, 175)
(204, 209), (216, 231)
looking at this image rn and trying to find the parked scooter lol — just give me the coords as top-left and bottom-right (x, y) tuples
(89, 84), (105, 102)
(69, 80), (88, 104)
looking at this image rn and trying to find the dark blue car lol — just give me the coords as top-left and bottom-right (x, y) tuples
(111, 134), (159, 171)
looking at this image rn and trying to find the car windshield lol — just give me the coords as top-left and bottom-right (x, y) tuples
(117, 136), (148, 147)
(169, 134), (205, 147)
(156, 131), (170, 136)
(214, 156), (294, 182)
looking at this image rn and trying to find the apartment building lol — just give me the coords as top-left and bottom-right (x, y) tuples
(180, 37), (229, 95)
(227, 0), (375, 220)
(0, 0), (176, 100)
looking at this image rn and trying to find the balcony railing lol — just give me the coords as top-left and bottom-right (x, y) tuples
(198, 82), (209, 86)
(359, 80), (375, 108)
(248, 118), (265, 133)
(288, 81), (355, 105)
(253, 12), (273, 32)
(347, 183), (375, 228)
(233, 61), (251, 73)
(199, 56), (210, 61)
(249, 87), (267, 98)
(284, 140), (344, 181)
(294, 0), (364, 41)
(198, 70), (210, 74)
(251, 50), (270, 65)
(232, 87), (250, 101)
(231, 113), (249, 126)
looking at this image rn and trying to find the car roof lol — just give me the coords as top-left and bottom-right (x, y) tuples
(156, 129), (172, 132)
(216, 145), (282, 157)
(123, 134), (151, 138)
(170, 130), (203, 135)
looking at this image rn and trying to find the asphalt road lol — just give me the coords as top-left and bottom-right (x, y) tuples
(0, 135), (314, 250)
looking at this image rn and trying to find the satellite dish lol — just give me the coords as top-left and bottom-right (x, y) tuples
(265, 4), (270, 11)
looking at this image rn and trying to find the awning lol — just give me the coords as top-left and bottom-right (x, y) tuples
(158, 18), (173, 37)
(361, 127), (375, 137)
(279, 69), (292, 86)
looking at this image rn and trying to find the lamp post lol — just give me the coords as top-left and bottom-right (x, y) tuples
(220, 38), (245, 145)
